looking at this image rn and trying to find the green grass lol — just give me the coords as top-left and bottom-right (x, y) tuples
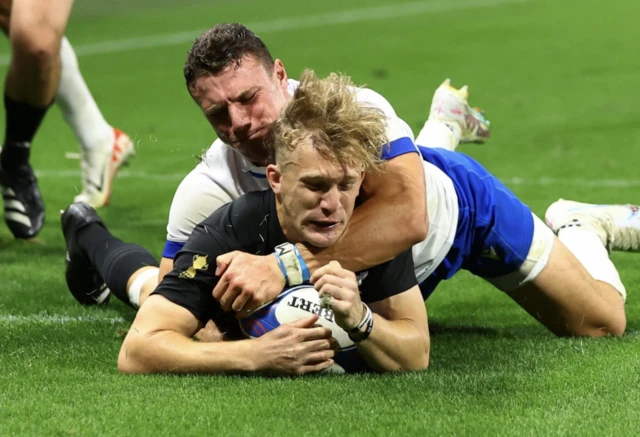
(1, 0), (640, 435)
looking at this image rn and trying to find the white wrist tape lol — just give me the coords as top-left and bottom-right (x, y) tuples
(275, 243), (304, 286)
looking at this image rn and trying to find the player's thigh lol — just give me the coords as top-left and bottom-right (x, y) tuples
(9, 0), (73, 46)
(508, 234), (626, 337)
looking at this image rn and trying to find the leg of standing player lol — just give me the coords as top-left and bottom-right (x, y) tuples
(0, 0), (134, 214)
(57, 36), (135, 209)
(0, 0), (75, 238)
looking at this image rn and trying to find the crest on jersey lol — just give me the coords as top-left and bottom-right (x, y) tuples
(481, 246), (500, 260)
(179, 254), (209, 279)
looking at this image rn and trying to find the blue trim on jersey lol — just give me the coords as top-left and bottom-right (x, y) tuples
(248, 170), (266, 179)
(162, 240), (185, 259)
(381, 137), (418, 161)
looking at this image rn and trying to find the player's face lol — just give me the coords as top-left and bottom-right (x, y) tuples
(189, 56), (290, 165)
(267, 141), (365, 248)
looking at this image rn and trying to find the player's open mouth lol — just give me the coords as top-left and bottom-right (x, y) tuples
(310, 220), (339, 229)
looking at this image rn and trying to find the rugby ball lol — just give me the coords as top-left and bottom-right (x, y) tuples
(240, 285), (368, 374)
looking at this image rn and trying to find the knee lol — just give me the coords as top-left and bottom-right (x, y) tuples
(10, 26), (63, 64)
(591, 315), (626, 337)
(558, 314), (626, 338)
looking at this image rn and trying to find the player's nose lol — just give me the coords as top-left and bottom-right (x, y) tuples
(229, 105), (251, 133)
(320, 188), (340, 215)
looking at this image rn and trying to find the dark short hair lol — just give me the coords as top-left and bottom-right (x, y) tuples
(184, 23), (274, 88)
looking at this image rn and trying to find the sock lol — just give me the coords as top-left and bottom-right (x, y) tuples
(57, 37), (113, 153)
(557, 227), (626, 300)
(77, 224), (159, 307)
(415, 119), (461, 151)
(1, 94), (50, 167)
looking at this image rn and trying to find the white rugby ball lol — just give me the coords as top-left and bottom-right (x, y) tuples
(239, 285), (367, 373)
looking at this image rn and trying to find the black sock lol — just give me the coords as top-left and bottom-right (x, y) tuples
(1, 94), (50, 168)
(77, 224), (159, 307)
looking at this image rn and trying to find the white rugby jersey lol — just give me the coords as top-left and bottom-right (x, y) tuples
(163, 79), (459, 283)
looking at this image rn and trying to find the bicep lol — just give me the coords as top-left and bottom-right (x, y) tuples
(129, 294), (202, 339)
(119, 295), (202, 372)
(361, 152), (425, 201)
(360, 112), (424, 199)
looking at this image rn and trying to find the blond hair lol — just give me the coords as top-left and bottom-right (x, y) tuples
(270, 69), (388, 172)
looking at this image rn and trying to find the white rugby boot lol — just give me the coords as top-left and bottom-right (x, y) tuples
(428, 78), (491, 144)
(73, 128), (134, 208)
(545, 199), (640, 252)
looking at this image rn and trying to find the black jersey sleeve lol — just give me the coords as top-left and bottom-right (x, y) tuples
(358, 249), (418, 304)
(152, 220), (235, 325)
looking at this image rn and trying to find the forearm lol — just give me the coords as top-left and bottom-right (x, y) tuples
(357, 315), (430, 372)
(118, 330), (257, 374)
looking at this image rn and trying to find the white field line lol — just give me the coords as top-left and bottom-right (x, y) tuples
(37, 169), (186, 182)
(2, 313), (637, 339)
(35, 168), (640, 189)
(0, 313), (126, 325)
(0, 0), (529, 65)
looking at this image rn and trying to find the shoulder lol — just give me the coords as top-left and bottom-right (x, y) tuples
(199, 190), (275, 244)
(353, 86), (415, 145)
(290, 77), (397, 117)
(353, 86), (397, 117)
(166, 140), (271, 243)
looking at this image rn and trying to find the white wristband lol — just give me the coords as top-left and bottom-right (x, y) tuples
(275, 243), (303, 286)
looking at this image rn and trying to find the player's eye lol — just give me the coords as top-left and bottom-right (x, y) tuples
(241, 93), (257, 104)
(207, 109), (227, 119)
(338, 182), (354, 191)
(304, 181), (329, 192)
(305, 183), (323, 192)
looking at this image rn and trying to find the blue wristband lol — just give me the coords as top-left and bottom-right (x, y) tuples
(292, 245), (311, 283)
(274, 252), (288, 282)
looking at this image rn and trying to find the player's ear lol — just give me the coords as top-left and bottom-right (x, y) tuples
(273, 59), (288, 85)
(266, 164), (282, 193)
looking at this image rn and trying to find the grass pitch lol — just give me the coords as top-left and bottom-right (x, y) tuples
(1, 0), (639, 435)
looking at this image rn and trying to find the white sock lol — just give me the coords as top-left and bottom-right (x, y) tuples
(558, 227), (626, 300)
(415, 119), (461, 151)
(57, 37), (113, 152)
(127, 267), (160, 309)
